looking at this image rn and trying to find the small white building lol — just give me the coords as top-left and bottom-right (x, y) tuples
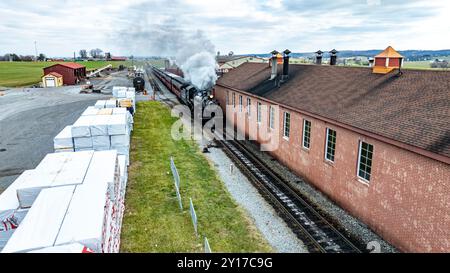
(42, 72), (63, 88)
(216, 55), (267, 75)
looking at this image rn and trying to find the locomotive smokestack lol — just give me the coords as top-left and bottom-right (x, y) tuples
(315, 50), (323, 65)
(270, 50), (279, 80)
(329, 49), (338, 66)
(281, 49), (291, 82)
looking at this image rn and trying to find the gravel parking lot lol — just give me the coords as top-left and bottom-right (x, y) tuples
(0, 72), (131, 191)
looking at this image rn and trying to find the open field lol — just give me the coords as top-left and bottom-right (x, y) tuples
(120, 101), (272, 252)
(403, 60), (449, 70)
(0, 61), (131, 87)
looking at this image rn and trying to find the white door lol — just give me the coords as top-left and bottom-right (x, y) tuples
(45, 77), (56, 87)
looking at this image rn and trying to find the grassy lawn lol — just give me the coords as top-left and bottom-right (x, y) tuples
(121, 101), (271, 253)
(0, 61), (131, 87)
(404, 61), (431, 69)
(403, 61), (442, 70)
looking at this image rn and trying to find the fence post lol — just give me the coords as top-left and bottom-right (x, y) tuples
(204, 237), (212, 253)
(189, 198), (198, 237)
(170, 157), (183, 210)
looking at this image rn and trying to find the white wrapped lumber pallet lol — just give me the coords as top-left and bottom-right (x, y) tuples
(54, 126), (74, 150)
(108, 114), (128, 135)
(73, 137), (93, 149)
(92, 136), (110, 150)
(89, 115), (110, 136)
(112, 86), (127, 98)
(111, 146), (130, 165)
(16, 151), (94, 208)
(55, 148), (74, 153)
(54, 150), (120, 253)
(112, 107), (127, 115)
(110, 133), (130, 147)
(105, 100), (117, 109)
(28, 243), (94, 253)
(0, 171), (34, 250)
(94, 100), (107, 109)
(117, 89), (127, 98)
(0, 170), (35, 221)
(2, 186), (76, 253)
(81, 106), (99, 116)
(71, 115), (94, 137)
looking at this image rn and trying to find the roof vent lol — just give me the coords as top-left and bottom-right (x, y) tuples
(372, 46), (404, 74)
(315, 50), (323, 65)
(270, 50), (279, 80)
(281, 49), (291, 82)
(329, 49), (338, 65)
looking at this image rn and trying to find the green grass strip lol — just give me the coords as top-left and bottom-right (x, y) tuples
(120, 101), (271, 253)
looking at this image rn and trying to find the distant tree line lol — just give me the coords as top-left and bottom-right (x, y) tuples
(79, 48), (105, 60)
(0, 53), (46, 62)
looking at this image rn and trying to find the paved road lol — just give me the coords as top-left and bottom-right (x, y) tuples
(0, 72), (134, 191)
(0, 99), (99, 190)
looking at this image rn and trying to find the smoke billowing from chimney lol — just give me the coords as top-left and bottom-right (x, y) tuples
(116, 22), (218, 91)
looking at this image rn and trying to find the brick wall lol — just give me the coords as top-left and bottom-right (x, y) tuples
(215, 85), (450, 252)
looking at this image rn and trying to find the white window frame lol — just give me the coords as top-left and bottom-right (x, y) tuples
(357, 141), (374, 183)
(283, 112), (290, 139)
(247, 98), (251, 117)
(302, 119), (311, 149)
(232, 93), (236, 108)
(257, 102), (262, 123)
(325, 128), (336, 162)
(269, 106), (275, 129)
(239, 95), (243, 112)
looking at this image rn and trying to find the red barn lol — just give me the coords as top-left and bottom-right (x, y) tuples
(43, 63), (86, 85)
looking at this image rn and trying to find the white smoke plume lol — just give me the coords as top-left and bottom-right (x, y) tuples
(116, 21), (218, 90)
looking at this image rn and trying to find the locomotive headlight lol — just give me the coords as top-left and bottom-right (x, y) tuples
(209, 95), (214, 99)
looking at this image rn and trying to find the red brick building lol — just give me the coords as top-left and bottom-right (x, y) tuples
(214, 47), (450, 252)
(43, 63), (86, 85)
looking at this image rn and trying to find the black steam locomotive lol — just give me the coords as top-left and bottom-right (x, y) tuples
(152, 67), (218, 119)
(133, 69), (145, 92)
(133, 77), (145, 92)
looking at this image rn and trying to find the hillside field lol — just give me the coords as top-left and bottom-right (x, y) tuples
(0, 61), (130, 87)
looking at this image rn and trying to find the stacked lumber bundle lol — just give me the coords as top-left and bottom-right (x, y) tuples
(53, 105), (133, 164)
(1, 87), (136, 253)
(112, 86), (136, 112)
(0, 150), (128, 253)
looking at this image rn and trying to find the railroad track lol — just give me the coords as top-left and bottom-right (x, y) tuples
(145, 66), (178, 108)
(219, 139), (363, 253)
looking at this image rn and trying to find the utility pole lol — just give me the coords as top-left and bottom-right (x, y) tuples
(34, 41), (38, 61)
(74, 52), (76, 61)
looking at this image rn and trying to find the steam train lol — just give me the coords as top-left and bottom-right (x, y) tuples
(152, 67), (219, 119)
(133, 76), (145, 92)
(133, 68), (145, 92)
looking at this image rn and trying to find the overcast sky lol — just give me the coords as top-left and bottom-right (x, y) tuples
(1, 0), (449, 57)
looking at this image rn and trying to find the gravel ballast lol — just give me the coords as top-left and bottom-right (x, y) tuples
(242, 140), (398, 253)
(202, 145), (308, 253)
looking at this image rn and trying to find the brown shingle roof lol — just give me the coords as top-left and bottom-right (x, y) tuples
(217, 62), (450, 158)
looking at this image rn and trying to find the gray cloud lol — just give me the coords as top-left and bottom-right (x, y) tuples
(0, 0), (448, 56)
